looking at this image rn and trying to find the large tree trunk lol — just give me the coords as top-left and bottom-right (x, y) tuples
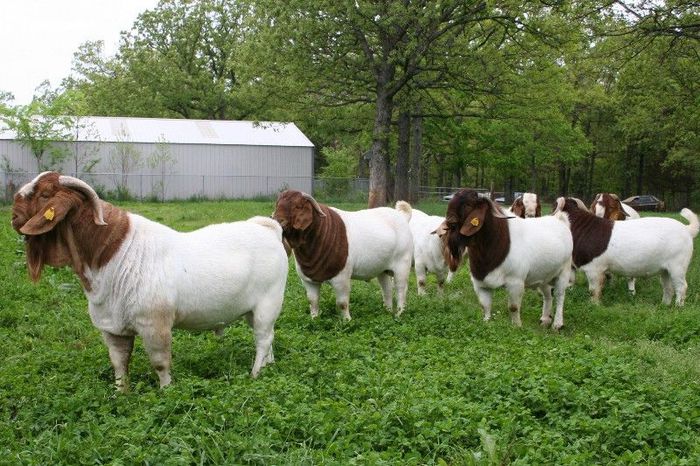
(368, 88), (394, 208)
(409, 112), (422, 203)
(394, 111), (410, 202)
(558, 161), (571, 197)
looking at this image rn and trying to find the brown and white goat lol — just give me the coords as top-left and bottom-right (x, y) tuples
(273, 190), (413, 319)
(12, 172), (288, 391)
(554, 197), (698, 305)
(440, 189), (572, 329)
(589, 193), (641, 294)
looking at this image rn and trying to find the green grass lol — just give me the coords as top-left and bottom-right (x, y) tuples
(1, 200), (700, 464)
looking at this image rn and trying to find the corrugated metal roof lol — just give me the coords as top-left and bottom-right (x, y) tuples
(0, 116), (315, 147)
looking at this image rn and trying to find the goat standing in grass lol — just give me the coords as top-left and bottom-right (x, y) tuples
(12, 172), (288, 391)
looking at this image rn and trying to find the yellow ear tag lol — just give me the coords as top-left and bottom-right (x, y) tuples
(470, 217), (480, 227)
(43, 207), (55, 221)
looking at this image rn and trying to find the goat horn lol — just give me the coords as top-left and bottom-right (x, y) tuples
(301, 192), (326, 217)
(59, 176), (107, 226)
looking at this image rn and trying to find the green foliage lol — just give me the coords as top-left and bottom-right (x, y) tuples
(1, 201), (700, 464)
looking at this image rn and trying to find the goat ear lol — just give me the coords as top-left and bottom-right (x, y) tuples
(460, 203), (487, 236)
(20, 194), (75, 236)
(292, 202), (314, 230)
(511, 203), (524, 218)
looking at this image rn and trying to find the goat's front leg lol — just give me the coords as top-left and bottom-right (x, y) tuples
(332, 279), (352, 320)
(506, 281), (525, 327)
(141, 322), (173, 388)
(302, 280), (322, 318)
(472, 281), (493, 322)
(101, 331), (135, 393)
(585, 268), (605, 304)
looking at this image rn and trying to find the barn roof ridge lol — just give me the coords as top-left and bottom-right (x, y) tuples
(0, 115), (315, 148)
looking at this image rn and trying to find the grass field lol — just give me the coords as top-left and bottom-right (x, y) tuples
(1, 199), (699, 464)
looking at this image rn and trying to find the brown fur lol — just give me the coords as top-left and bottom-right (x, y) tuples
(510, 197), (526, 218)
(559, 197), (613, 267)
(590, 193), (627, 221)
(273, 190), (349, 282)
(12, 172), (130, 289)
(445, 189), (510, 281)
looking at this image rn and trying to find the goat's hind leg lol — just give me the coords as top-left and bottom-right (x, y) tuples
(102, 331), (135, 393)
(538, 284), (553, 327)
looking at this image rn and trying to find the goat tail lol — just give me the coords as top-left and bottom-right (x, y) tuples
(680, 208), (699, 238)
(249, 216), (283, 242)
(394, 200), (412, 222)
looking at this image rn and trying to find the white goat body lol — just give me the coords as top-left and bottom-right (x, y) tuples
(396, 202), (452, 294)
(557, 197), (698, 305)
(87, 214), (287, 333)
(275, 191), (413, 320)
(473, 214), (573, 329)
(302, 206), (413, 318)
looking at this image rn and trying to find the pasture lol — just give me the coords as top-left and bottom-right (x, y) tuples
(1, 199), (700, 464)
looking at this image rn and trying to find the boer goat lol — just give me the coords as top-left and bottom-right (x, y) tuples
(590, 193), (640, 220)
(590, 192), (641, 294)
(395, 201), (452, 295)
(554, 197), (698, 305)
(274, 190), (413, 320)
(509, 192), (541, 218)
(12, 172), (288, 391)
(441, 189), (572, 329)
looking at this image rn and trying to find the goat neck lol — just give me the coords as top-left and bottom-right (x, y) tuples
(286, 204), (348, 282)
(465, 213), (511, 281)
(562, 201), (613, 267)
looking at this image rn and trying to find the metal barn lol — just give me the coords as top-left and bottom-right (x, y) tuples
(0, 116), (314, 200)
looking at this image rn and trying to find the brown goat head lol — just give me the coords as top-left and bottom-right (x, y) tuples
(12, 172), (106, 282)
(510, 197), (525, 218)
(273, 190), (325, 232)
(443, 189), (507, 271)
(590, 193), (627, 220)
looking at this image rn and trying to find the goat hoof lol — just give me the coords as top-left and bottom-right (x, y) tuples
(540, 318), (552, 327)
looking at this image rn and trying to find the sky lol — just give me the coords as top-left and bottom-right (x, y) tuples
(0, 0), (159, 106)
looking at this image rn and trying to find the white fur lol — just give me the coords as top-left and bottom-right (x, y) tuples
(471, 212), (573, 330)
(84, 213), (288, 389)
(573, 208), (698, 305)
(296, 206), (413, 320)
(522, 192), (539, 218)
(397, 203), (453, 295)
(591, 195), (640, 294)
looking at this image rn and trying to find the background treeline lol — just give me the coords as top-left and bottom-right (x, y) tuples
(1, 0), (698, 208)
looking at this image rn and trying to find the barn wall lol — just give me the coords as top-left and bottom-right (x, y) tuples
(0, 140), (313, 200)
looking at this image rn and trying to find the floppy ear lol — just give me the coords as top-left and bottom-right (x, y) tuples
(20, 193), (76, 236)
(459, 203), (488, 236)
(292, 202), (315, 230)
(511, 202), (525, 218)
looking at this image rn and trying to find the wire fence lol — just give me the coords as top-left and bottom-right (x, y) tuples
(1, 170), (475, 204)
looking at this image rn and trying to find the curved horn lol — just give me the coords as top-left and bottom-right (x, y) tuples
(572, 197), (588, 211)
(301, 192), (326, 218)
(58, 176), (107, 226)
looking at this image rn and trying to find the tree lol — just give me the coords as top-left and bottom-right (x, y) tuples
(148, 134), (177, 201)
(109, 123), (143, 199)
(250, 0), (533, 206)
(3, 100), (73, 172)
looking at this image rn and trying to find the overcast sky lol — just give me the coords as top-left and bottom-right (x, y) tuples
(0, 0), (159, 106)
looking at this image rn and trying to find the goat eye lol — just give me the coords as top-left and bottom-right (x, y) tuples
(40, 192), (51, 199)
